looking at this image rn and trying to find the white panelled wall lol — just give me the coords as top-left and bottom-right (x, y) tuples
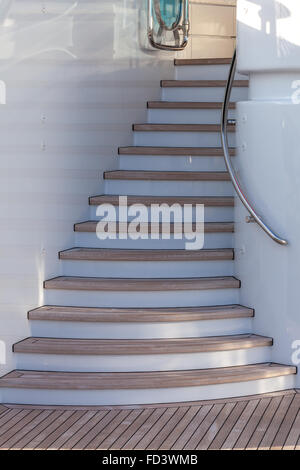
(0, 0), (177, 376)
(236, 0), (300, 387)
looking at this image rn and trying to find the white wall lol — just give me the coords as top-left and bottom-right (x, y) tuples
(0, 0), (176, 376)
(236, 0), (300, 386)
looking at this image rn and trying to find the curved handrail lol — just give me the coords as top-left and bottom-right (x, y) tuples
(221, 49), (288, 246)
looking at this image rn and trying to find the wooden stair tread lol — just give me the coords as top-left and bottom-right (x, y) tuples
(147, 101), (236, 109)
(133, 123), (235, 132)
(13, 335), (273, 355)
(59, 248), (234, 262)
(74, 221), (235, 234)
(118, 147), (235, 156)
(104, 170), (230, 181)
(174, 58), (232, 66)
(43, 276), (241, 291)
(89, 195), (234, 207)
(161, 80), (249, 88)
(0, 364), (296, 390)
(28, 304), (254, 323)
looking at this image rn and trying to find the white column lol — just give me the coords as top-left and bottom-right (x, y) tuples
(235, 0), (300, 384)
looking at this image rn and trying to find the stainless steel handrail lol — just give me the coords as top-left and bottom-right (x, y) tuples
(221, 49), (288, 246)
(148, 0), (189, 51)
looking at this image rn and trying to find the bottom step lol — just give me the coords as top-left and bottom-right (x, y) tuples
(0, 364), (296, 406)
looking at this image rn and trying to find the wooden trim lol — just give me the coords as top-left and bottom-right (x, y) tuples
(0, 364), (296, 390)
(132, 123), (235, 132)
(28, 304), (254, 323)
(13, 335), (273, 356)
(104, 170), (231, 181)
(74, 221), (235, 234)
(59, 248), (234, 262)
(118, 146), (235, 156)
(89, 195), (234, 207)
(174, 58), (232, 66)
(161, 80), (249, 88)
(147, 101), (236, 109)
(43, 276), (241, 292)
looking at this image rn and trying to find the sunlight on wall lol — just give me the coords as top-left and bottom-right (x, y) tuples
(237, 0), (262, 31)
(0, 341), (6, 365)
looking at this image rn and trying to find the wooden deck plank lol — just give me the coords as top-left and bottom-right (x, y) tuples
(49, 411), (101, 450)
(258, 395), (295, 450)
(71, 410), (120, 450)
(109, 409), (154, 450)
(184, 403), (224, 449)
(147, 407), (190, 450)
(171, 405), (212, 450)
(284, 410), (300, 450)
(208, 401), (248, 450)
(122, 408), (166, 450)
(1, 391), (299, 450)
(271, 395), (300, 450)
(245, 396), (283, 450)
(197, 402), (237, 450)
(85, 410), (134, 450)
(58, 411), (109, 450)
(134, 407), (178, 450)
(0, 410), (44, 448)
(221, 399), (260, 449)
(159, 406), (201, 450)
(35, 411), (87, 450)
(9, 410), (59, 450)
(233, 398), (272, 450)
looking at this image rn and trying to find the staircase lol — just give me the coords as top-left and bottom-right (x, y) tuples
(0, 58), (296, 406)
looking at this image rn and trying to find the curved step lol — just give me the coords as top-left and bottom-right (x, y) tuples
(118, 146), (235, 156)
(147, 101), (236, 109)
(133, 124), (235, 132)
(0, 364), (296, 406)
(44, 276), (240, 292)
(161, 80), (248, 88)
(74, 221), (234, 234)
(3, 364), (293, 390)
(59, 248), (234, 262)
(13, 335), (272, 355)
(104, 171), (230, 181)
(174, 58), (232, 66)
(28, 304), (254, 323)
(89, 195), (234, 207)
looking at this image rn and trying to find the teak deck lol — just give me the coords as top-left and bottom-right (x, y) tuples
(0, 390), (299, 450)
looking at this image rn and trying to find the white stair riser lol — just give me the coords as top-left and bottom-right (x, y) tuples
(89, 206), (234, 222)
(175, 65), (247, 81)
(60, 260), (234, 278)
(74, 232), (234, 250)
(1, 376), (294, 406)
(119, 155), (228, 172)
(30, 318), (253, 340)
(147, 108), (235, 124)
(15, 347), (271, 373)
(44, 288), (239, 308)
(133, 130), (235, 147)
(104, 180), (233, 197)
(162, 87), (247, 102)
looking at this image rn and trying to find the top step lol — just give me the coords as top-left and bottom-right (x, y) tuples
(174, 58), (232, 66)
(161, 80), (249, 88)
